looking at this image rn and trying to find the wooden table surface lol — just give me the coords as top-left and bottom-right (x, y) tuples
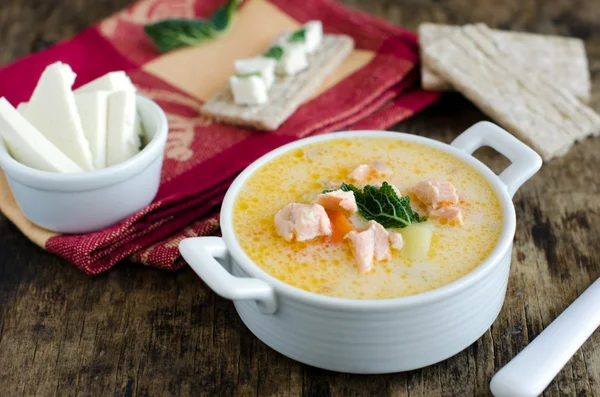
(1, 0), (600, 396)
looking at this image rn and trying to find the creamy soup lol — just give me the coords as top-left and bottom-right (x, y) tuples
(233, 137), (503, 299)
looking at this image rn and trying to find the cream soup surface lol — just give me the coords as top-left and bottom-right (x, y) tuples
(233, 137), (503, 299)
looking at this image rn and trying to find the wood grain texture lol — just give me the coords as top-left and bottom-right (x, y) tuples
(0, 0), (599, 396)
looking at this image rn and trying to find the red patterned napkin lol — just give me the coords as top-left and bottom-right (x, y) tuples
(0, 0), (441, 274)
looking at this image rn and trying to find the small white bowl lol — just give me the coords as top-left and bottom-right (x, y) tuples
(0, 95), (168, 234)
(179, 121), (542, 374)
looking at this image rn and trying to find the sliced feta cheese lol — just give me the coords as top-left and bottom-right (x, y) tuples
(234, 57), (276, 88)
(229, 75), (268, 105)
(0, 98), (83, 173)
(275, 43), (308, 76)
(276, 21), (322, 54)
(106, 91), (142, 167)
(303, 21), (323, 53)
(21, 62), (94, 171)
(75, 71), (136, 94)
(75, 91), (110, 169)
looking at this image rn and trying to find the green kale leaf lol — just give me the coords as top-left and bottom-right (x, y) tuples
(340, 182), (426, 228)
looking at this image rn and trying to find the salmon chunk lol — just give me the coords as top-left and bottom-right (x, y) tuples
(344, 220), (391, 273)
(348, 164), (371, 182)
(274, 203), (332, 242)
(312, 189), (357, 213)
(344, 229), (375, 273)
(388, 232), (404, 250)
(411, 179), (459, 209)
(429, 205), (464, 224)
(348, 161), (392, 183)
(412, 179), (463, 224)
(369, 220), (391, 261)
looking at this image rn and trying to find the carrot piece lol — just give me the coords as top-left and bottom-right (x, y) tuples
(326, 210), (354, 243)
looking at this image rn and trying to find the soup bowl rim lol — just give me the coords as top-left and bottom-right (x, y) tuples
(220, 130), (517, 310)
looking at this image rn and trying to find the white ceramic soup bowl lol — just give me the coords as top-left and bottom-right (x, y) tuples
(179, 121), (542, 374)
(0, 96), (168, 234)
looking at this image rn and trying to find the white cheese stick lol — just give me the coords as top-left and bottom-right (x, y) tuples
(16, 102), (28, 114)
(20, 70), (136, 113)
(76, 71), (140, 167)
(106, 91), (142, 167)
(75, 91), (110, 169)
(0, 98), (83, 173)
(75, 71), (136, 94)
(21, 62), (94, 171)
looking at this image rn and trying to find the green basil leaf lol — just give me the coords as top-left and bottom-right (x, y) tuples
(288, 28), (306, 43)
(144, 0), (241, 53)
(210, 0), (241, 31)
(144, 19), (218, 53)
(263, 46), (284, 61)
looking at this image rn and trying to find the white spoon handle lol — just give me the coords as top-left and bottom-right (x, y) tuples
(490, 278), (600, 397)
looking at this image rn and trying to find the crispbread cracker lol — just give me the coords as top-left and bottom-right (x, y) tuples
(418, 24), (456, 91)
(422, 23), (600, 161)
(200, 35), (354, 131)
(419, 23), (591, 102)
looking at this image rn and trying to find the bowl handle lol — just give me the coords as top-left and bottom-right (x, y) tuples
(179, 237), (277, 314)
(451, 121), (542, 198)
